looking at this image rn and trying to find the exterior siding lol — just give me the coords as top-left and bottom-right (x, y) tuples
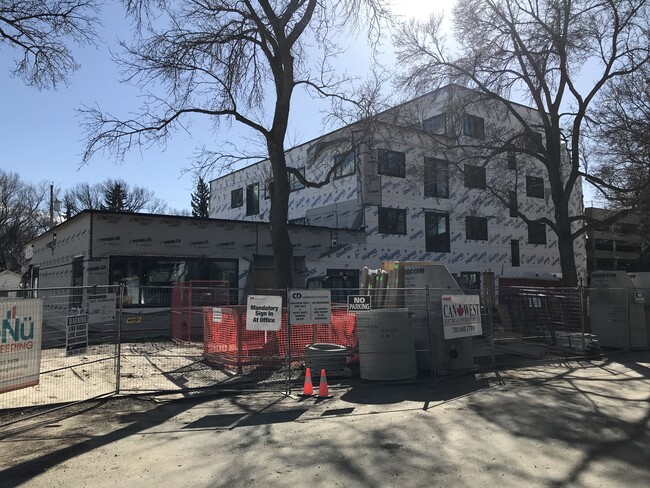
(210, 84), (587, 284)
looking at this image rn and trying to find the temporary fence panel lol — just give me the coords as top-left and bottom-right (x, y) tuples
(170, 281), (230, 343)
(0, 286), (118, 412)
(5, 283), (641, 419)
(493, 286), (591, 360)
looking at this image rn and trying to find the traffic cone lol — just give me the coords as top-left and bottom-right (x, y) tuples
(301, 367), (314, 396)
(318, 369), (331, 398)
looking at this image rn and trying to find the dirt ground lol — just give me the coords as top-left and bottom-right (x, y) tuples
(1, 350), (648, 487)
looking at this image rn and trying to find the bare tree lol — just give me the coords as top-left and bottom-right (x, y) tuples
(0, 0), (101, 88)
(63, 182), (103, 215)
(393, 0), (650, 286)
(590, 63), (650, 213)
(0, 170), (48, 272)
(64, 179), (167, 215)
(81, 0), (389, 288)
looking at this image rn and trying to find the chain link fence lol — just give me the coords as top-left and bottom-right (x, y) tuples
(3, 283), (646, 420)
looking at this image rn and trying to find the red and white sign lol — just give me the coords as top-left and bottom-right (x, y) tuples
(1, 299), (43, 393)
(441, 295), (483, 339)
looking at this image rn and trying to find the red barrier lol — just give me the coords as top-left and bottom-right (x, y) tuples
(203, 306), (357, 368)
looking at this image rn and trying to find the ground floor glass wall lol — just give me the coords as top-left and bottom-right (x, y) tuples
(109, 256), (238, 307)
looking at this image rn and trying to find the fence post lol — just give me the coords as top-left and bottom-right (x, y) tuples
(487, 287), (495, 368)
(425, 285), (436, 383)
(116, 282), (123, 395)
(286, 287), (291, 395)
(579, 286), (586, 358)
(627, 287), (632, 351)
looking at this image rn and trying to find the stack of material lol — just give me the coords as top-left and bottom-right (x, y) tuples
(359, 267), (392, 308)
(360, 261), (442, 308)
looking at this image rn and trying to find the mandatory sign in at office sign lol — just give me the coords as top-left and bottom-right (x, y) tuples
(289, 290), (331, 325)
(246, 295), (282, 331)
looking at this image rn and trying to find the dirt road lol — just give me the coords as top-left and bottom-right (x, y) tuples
(1, 352), (649, 487)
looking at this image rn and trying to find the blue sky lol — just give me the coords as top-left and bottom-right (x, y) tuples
(0, 1), (447, 212)
(0, 1), (598, 212)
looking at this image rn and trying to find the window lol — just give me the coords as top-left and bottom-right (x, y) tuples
(288, 167), (305, 191)
(509, 191), (518, 217)
(424, 158), (449, 198)
(511, 240), (520, 267)
(71, 257), (83, 308)
(378, 207), (407, 235)
(507, 150), (517, 170)
(524, 131), (543, 152)
(464, 164), (486, 189)
(526, 176), (544, 198)
(528, 222), (546, 244)
(110, 256), (238, 307)
(466, 216), (488, 241)
(231, 188), (243, 208)
(463, 114), (485, 139)
(460, 271), (481, 290)
(423, 113), (446, 135)
(425, 211), (450, 252)
(334, 151), (355, 179)
(246, 183), (259, 215)
(378, 149), (406, 178)
(264, 179), (273, 199)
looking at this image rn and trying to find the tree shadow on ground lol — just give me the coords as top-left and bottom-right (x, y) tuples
(0, 394), (236, 486)
(340, 372), (491, 405)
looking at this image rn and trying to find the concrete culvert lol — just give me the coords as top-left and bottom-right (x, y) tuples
(305, 343), (348, 377)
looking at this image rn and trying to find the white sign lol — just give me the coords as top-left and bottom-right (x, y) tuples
(289, 290), (331, 325)
(66, 314), (88, 356)
(441, 295), (483, 339)
(348, 295), (372, 311)
(88, 293), (117, 324)
(634, 291), (645, 304)
(246, 295), (282, 331)
(0, 299), (43, 393)
(212, 307), (223, 322)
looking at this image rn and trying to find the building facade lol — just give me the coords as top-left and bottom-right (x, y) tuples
(585, 207), (650, 276)
(210, 85), (586, 287)
(23, 211), (363, 300)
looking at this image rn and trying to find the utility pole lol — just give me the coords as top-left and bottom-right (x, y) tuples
(50, 183), (54, 230)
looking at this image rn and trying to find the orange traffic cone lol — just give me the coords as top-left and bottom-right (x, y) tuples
(301, 367), (314, 396)
(318, 369), (331, 398)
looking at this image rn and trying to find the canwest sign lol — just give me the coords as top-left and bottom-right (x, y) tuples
(1, 299), (43, 393)
(441, 295), (483, 339)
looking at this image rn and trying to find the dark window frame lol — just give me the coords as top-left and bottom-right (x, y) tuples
(466, 216), (488, 241)
(528, 222), (547, 245)
(507, 150), (517, 170)
(524, 131), (544, 152)
(423, 113), (446, 135)
(526, 176), (545, 198)
(424, 158), (449, 198)
(425, 211), (451, 253)
(377, 149), (406, 178)
(464, 164), (486, 189)
(288, 167), (305, 192)
(509, 191), (518, 217)
(264, 179), (273, 199)
(463, 114), (485, 139)
(231, 188), (243, 208)
(511, 240), (520, 267)
(245, 183), (259, 216)
(333, 151), (356, 179)
(378, 207), (407, 235)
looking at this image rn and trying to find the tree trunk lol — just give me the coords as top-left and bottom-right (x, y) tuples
(555, 209), (578, 287)
(268, 143), (293, 290)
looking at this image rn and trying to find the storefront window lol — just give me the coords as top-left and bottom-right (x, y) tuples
(110, 257), (237, 307)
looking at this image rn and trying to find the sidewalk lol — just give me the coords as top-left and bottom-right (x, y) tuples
(1, 352), (649, 487)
